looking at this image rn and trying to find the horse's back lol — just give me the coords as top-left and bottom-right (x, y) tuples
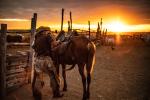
(71, 35), (90, 47)
(69, 36), (96, 62)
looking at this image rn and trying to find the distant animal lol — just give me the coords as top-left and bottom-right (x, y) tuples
(7, 34), (24, 42)
(141, 34), (150, 43)
(33, 29), (96, 100)
(105, 37), (115, 50)
(52, 34), (96, 100)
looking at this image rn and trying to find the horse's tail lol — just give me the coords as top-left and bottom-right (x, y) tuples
(86, 42), (96, 73)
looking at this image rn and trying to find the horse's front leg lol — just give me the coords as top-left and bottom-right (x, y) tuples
(62, 64), (67, 91)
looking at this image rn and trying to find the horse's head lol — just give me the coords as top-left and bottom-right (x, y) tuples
(32, 26), (54, 56)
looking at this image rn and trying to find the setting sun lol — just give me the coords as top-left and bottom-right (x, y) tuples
(107, 20), (127, 32)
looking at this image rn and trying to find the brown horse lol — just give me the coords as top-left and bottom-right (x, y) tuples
(51, 32), (96, 100)
(34, 28), (96, 100)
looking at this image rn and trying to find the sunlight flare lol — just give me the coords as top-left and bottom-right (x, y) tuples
(107, 20), (127, 32)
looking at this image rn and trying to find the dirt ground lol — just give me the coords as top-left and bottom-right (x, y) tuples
(6, 39), (150, 100)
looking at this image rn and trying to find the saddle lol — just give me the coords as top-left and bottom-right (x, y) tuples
(51, 41), (70, 55)
(53, 30), (78, 55)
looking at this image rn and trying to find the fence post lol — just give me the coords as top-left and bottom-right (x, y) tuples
(61, 8), (64, 31)
(0, 24), (7, 100)
(100, 18), (103, 36)
(30, 13), (37, 83)
(70, 11), (72, 31)
(96, 22), (100, 39)
(88, 21), (91, 40)
(68, 21), (71, 32)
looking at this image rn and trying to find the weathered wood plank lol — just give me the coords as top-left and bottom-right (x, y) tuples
(6, 77), (26, 85)
(6, 81), (26, 93)
(6, 54), (29, 63)
(7, 63), (28, 70)
(7, 43), (30, 46)
(0, 24), (7, 99)
(7, 52), (29, 57)
(6, 72), (26, 81)
(6, 78), (26, 93)
(7, 68), (25, 75)
(7, 30), (30, 33)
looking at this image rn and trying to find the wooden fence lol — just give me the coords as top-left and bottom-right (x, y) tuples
(0, 13), (37, 99)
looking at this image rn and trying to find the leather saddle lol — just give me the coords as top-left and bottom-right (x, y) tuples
(52, 41), (70, 55)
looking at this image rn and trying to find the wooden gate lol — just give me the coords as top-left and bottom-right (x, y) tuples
(0, 13), (37, 99)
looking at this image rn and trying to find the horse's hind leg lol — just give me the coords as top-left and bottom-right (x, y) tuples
(78, 63), (87, 100)
(62, 64), (67, 91)
(86, 48), (95, 99)
(86, 67), (91, 99)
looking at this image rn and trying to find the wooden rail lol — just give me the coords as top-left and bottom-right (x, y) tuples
(0, 13), (37, 98)
(7, 43), (30, 46)
(7, 30), (30, 33)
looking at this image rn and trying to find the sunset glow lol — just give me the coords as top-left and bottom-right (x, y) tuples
(106, 20), (126, 32)
(1, 19), (150, 32)
(0, 0), (150, 33)
(0, 18), (30, 22)
(49, 22), (150, 32)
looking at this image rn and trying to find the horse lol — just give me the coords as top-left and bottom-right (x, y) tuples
(105, 36), (115, 50)
(33, 28), (96, 100)
(50, 30), (96, 100)
(34, 28), (96, 100)
(141, 34), (150, 43)
(7, 34), (25, 42)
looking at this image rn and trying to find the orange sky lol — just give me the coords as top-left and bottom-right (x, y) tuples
(0, 0), (150, 32)
(1, 15), (150, 32)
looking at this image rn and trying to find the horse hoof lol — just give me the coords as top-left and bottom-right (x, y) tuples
(86, 93), (90, 99)
(82, 97), (87, 100)
(53, 93), (64, 98)
(82, 95), (87, 100)
(63, 88), (67, 91)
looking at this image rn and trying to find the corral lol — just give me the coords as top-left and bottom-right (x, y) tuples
(0, 13), (37, 99)
(5, 38), (150, 100)
(1, 11), (150, 100)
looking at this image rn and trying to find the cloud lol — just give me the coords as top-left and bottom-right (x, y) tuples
(0, 0), (150, 24)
